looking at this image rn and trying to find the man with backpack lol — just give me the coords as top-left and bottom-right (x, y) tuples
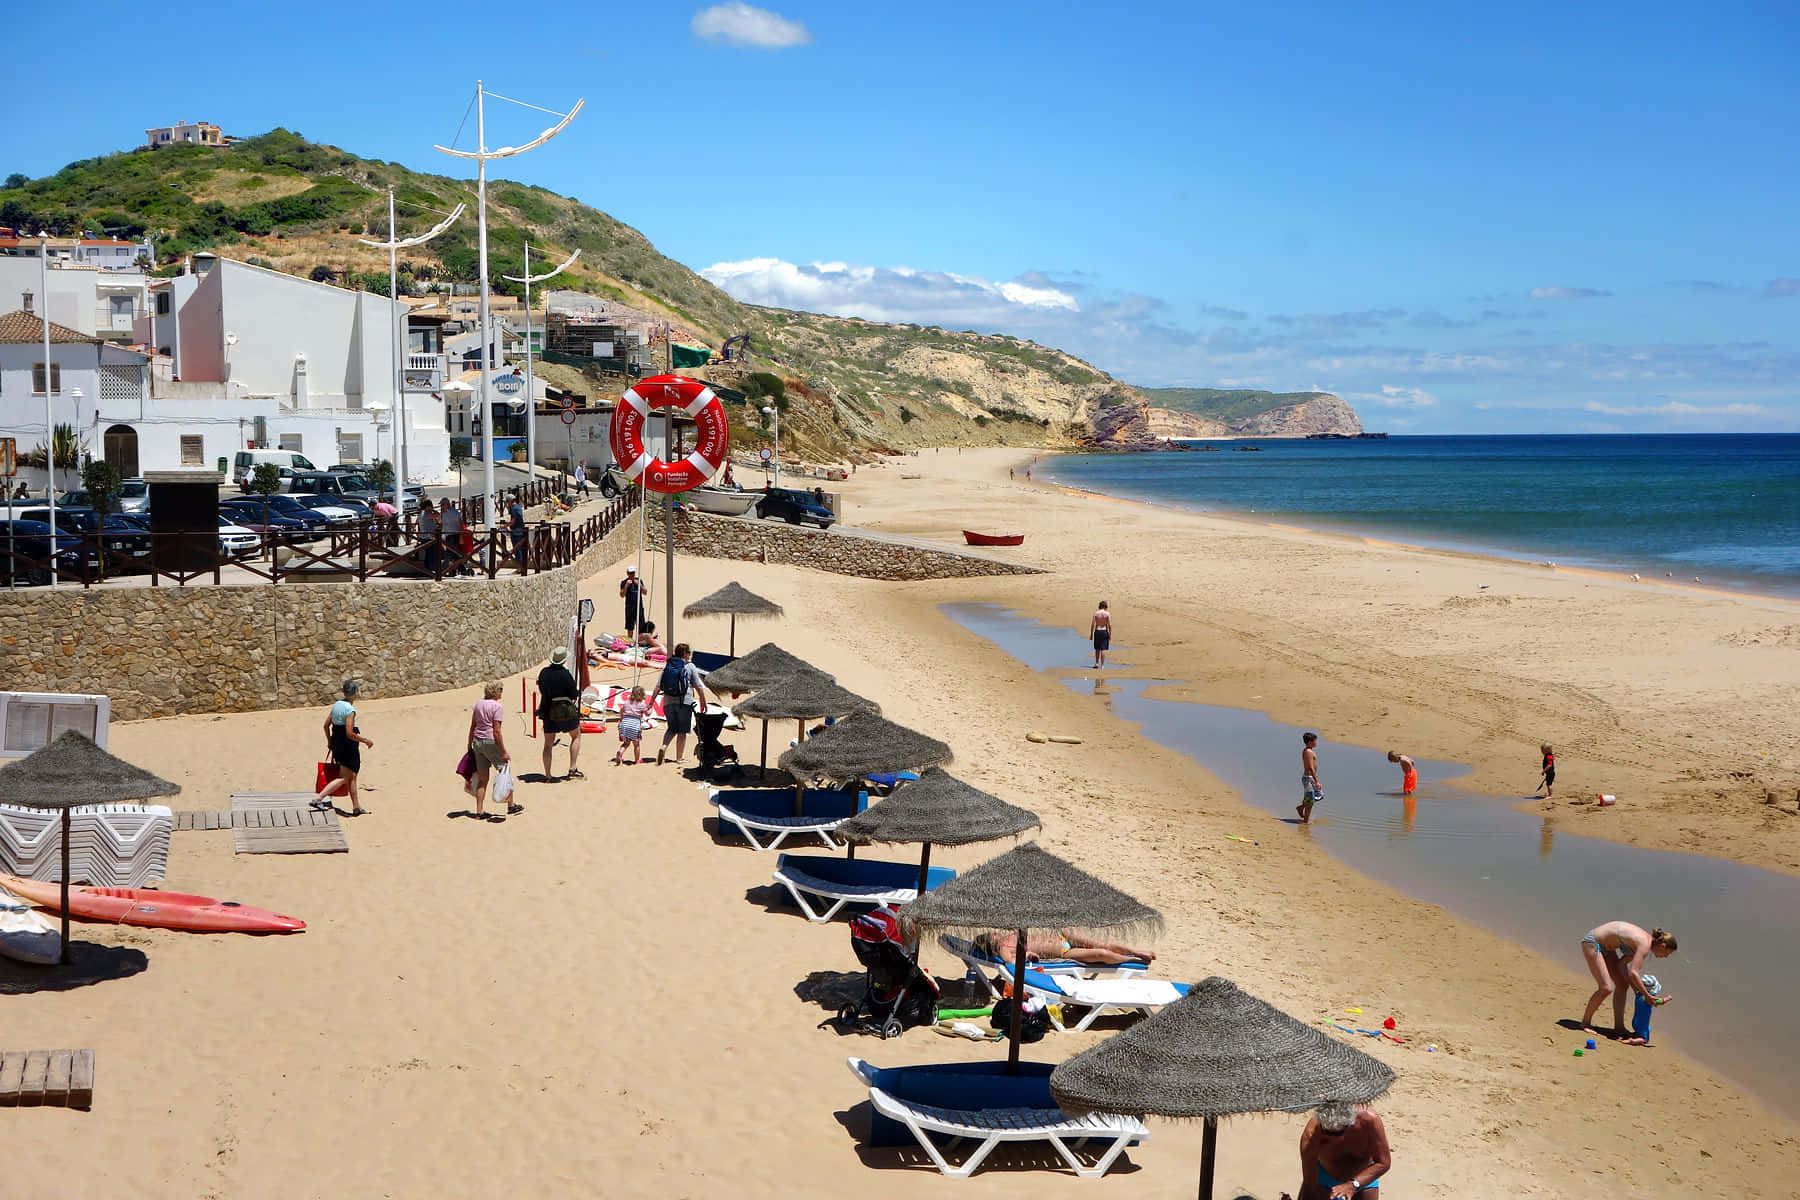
(655, 642), (708, 766)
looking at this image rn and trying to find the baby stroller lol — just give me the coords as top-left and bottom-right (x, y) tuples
(838, 906), (940, 1039)
(694, 711), (740, 781)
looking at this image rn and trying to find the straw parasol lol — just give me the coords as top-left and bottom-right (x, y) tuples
(777, 711), (952, 781)
(733, 667), (881, 778)
(703, 642), (815, 695)
(900, 842), (1162, 1070)
(836, 767), (1041, 894)
(0, 731), (181, 964)
(683, 582), (784, 656)
(1050, 976), (1397, 1199)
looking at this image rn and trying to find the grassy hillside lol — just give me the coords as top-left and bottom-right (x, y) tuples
(1139, 387), (1334, 424)
(0, 131), (1136, 459)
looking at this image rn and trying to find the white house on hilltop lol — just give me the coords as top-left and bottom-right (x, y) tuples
(145, 121), (226, 148)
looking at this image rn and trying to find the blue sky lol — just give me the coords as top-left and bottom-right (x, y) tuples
(4, 1), (1796, 431)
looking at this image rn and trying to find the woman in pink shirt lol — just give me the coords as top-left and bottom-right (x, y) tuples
(465, 680), (516, 820)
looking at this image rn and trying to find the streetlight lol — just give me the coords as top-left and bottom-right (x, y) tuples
(762, 405), (780, 488)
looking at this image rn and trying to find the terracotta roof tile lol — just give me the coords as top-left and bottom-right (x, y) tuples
(0, 310), (98, 344)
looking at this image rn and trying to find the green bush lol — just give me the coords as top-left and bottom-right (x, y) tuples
(81, 460), (122, 514)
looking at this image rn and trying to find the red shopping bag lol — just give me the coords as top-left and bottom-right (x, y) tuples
(315, 761), (334, 793)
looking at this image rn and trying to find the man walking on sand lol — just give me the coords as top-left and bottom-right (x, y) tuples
(620, 565), (647, 635)
(1299, 732), (1324, 823)
(1281, 1103), (1391, 1199)
(1089, 601), (1112, 669)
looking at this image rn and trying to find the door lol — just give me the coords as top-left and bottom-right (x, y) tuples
(103, 424), (139, 479)
(109, 296), (134, 331)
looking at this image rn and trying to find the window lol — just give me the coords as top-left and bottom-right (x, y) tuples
(337, 434), (363, 463)
(155, 292), (170, 315)
(31, 363), (60, 395)
(278, 433), (301, 453)
(179, 435), (204, 465)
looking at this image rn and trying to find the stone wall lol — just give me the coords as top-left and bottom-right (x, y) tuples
(649, 510), (1042, 580)
(0, 517), (640, 720)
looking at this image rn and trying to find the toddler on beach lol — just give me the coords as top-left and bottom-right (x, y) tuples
(1387, 750), (1417, 794)
(1625, 974), (1667, 1047)
(1537, 744), (1556, 799)
(1298, 732), (1324, 823)
(615, 686), (651, 765)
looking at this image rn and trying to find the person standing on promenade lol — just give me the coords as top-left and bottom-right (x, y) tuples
(1536, 743), (1556, 800)
(537, 646), (584, 780)
(1387, 751), (1417, 794)
(1298, 732), (1324, 823)
(574, 462), (589, 498)
(508, 495), (528, 570)
(417, 500), (440, 575)
(438, 499), (469, 575)
(315, 680), (372, 816)
(1281, 1103), (1391, 1199)
(1579, 921), (1676, 1037)
(1089, 600), (1112, 669)
(620, 565), (647, 634)
(655, 643), (708, 766)
(466, 680), (516, 820)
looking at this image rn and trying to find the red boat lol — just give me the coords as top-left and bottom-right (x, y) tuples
(963, 530), (1025, 547)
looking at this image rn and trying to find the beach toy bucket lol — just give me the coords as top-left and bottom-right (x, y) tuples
(1597, 793), (1617, 806)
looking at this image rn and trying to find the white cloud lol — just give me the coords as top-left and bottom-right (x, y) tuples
(700, 256), (1079, 325)
(690, 3), (811, 48)
(1582, 400), (1769, 417)
(1529, 285), (1611, 300)
(1377, 385), (1438, 407)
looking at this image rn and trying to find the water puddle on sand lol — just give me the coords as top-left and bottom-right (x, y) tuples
(943, 601), (1800, 1121)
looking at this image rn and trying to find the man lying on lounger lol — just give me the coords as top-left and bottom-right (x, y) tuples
(982, 930), (1156, 966)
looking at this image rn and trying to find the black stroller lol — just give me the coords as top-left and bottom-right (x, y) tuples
(838, 906), (940, 1039)
(693, 711), (740, 782)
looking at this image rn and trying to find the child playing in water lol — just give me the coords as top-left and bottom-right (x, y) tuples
(1298, 732), (1323, 823)
(1537, 744), (1556, 800)
(614, 686), (651, 765)
(1387, 750), (1418, 794)
(1625, 974), (1667, 1047)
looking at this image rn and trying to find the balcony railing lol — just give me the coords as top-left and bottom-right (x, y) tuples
(402, 353), (445, 392)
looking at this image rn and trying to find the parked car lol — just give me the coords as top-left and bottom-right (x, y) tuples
(286, 493), (362, 527)
(217, 515), (261, 558)
(327, 464), (425, 502)
(233, 449), (319, 489)
(220, 496), (328, 541)
(0, 519), (99, 585)
(59, 478), (150, 514)
(754, 487), (835, 529)
(596, 464), (632, 498)
(15, 507), (156, 569)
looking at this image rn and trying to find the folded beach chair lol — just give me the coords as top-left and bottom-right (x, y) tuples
(0, 803), (172, 887)
(937, 934), (1150, 998)
(846, 1057), (1147, 1178)
(708, 786), (868, 852)
(773, 853), (955, 923)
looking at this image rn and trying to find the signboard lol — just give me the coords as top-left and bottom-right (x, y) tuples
(402, 370), (438, 391)
(759, 448), (773, 462)
(560, 407), (577, 426)
(0, 437), (13, 477)
(493, 375), (524, 397)
(0, 692), (110, 758)
(592, 341), (613, 358)
(578, 598), (594, 628)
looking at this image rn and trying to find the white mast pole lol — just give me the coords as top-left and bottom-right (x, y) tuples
(387, 188), (404, 511)
(40, 235), (56, 588)
(504, 243), (579, 496)
(475, 81), (494, 530)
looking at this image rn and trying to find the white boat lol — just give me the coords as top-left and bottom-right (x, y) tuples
(0, 883), (59, 965)
(689, 486), (761, 517)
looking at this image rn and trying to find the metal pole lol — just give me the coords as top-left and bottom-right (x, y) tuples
(663, 410), (675, 642)
(58, 808), (71, 965)
(522, 241), (535, 495)
(476, 81), (495, 534)
(387, 189), (406, 513)
(915, 842), (931, 897)
(1007, 929), (1028, 1072)
(1197, 1115), (1218, 1200)
(40, 237), (57, 587)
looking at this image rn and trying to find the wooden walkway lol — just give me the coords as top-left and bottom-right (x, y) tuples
(0, 1049), (94, 1108)
(171, 793), (352, 855)
(173, 808), (340, 831)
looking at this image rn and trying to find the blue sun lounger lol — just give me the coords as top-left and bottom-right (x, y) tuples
(938, 937), (1186, 1031)
(846, 1057), (1147, 1178)
(708, 786), (868, 851)
(772, 853), (955, 923)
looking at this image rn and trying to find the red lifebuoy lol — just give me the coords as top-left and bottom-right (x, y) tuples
(609, 374), (730, 494)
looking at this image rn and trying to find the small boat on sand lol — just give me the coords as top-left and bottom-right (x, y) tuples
(0, 873), (305, 934)
(0, 883), (59, 964)
(963, 530), (1025, 547)
(690, 486), (760, 517)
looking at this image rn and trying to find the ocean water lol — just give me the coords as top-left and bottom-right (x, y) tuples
(1039, 434), (1800, 594)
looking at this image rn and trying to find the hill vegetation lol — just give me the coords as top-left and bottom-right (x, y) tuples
(1138, 387), (1337, 425)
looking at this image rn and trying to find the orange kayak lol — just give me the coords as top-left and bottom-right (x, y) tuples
(0, 873), (305, 934)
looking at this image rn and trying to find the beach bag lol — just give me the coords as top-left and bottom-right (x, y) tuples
(315, 761), (334, 792)
(454, 751), (475, 781)
(658, 659), (690, 702)
(989, 997), (1050, 1044)
(546, 696), (581, 722)
(492, 766), (515, 805)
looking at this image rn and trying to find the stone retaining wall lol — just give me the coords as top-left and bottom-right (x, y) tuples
(649, 510), (1042, 580)
(0, 517), (639, 720)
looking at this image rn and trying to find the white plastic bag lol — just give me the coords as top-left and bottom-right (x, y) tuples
(492, 765), (515, 804)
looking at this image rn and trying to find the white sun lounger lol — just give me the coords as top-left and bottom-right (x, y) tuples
(708, 788), (865, 852)
(773, 854), (955, 923)
(847, 1057), (1147, 1178)
(937, 935), (1149, 996)
(937, 937), (1186, 1031)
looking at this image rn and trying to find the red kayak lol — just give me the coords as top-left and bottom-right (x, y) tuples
(0, 873), (305, 934)
(963, 530), (1025, 546)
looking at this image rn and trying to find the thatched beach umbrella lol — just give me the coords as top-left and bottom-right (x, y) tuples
(1050, 976), (1396, 1199)
(0, 732), (181, 965)
(683, 582), (784, 656)
(836, 767), (1041, 894)
(777, 710), (954, 824)
(733, 666), (881, 776)
(703, 642), (815, 696)
(900, 842), (1161, 1070)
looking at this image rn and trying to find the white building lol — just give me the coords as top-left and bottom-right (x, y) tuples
(145, 121), (226, 148)
(0, 304), (152, 490)
(0, 259), (151, 342)
(0, 235), (154, 269)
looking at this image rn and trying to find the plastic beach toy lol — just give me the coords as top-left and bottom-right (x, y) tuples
(1585, 1038), (1597, 1050)
(1573, 1049), (1585, 1057)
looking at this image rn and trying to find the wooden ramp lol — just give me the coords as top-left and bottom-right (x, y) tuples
(0, 1049), (94, 1108)
(223, 793), (348, 855)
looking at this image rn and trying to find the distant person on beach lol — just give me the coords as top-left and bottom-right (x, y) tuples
(1025, 467), (1032, 481)
(1625, 973), (1665, 1048)
(1009, 468), (1015, 479)
(615, 685), (651, 765)
(655, 643), (708, 766)
(1089, 601), (1112, 669)
(1579, 921), (1676, 1037)
(466, 680), (517, 820)
(1537, 744), (1556, 799)
(315, 680), (372, 816)
(1387, 751), (1417, 794)
(1299, 732), (1324, 823)
(1281, 1103), (1391, 1200)
(634, 621), (665, 655)
(620, 566), (647, 633)
(537, 646), (583, 780)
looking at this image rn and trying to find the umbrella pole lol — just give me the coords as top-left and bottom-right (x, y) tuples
(759, 720), (769, 774)
(1197, 1115), (1218, 1200)
(1007, 928), (1027, 1074)
(916, 843), (931, 896)
(729, 614), (736, 657)
(59, 808), (71, 965)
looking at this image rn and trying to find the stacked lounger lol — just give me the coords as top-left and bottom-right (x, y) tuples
(0, 803), (173, 887)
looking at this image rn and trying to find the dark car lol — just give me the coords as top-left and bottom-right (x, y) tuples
(755, 486), (835, 529)
(327, 464), (424, 502)
(15, 507), (156, 572)
(221, 496), (328, 541)
(0, 519), (98, 585)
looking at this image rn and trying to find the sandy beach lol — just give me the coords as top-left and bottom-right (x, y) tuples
(6, 447), (1799, 1198)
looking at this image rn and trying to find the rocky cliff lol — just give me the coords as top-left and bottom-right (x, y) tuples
(1232, 393), (1363, 436)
